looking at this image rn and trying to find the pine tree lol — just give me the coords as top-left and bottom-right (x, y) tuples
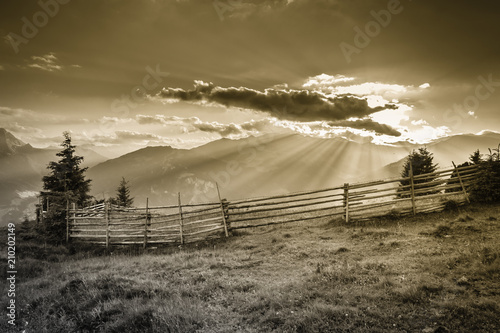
(40, 132), (92, 243)
(42, 132), (91, 206)
(114, 177), (134, 207)
(398, 147), (438, 197)
(469, 149), (483, 165)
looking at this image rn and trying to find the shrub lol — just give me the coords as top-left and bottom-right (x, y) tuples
(469, 159), (500, 203)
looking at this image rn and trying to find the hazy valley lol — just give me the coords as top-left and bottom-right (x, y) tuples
(1, 128), (500, 226)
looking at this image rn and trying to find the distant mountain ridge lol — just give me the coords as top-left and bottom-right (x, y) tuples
(0, 128), (27, 155)
(87, 131), (500, 208)
(1, 128), (500, 226)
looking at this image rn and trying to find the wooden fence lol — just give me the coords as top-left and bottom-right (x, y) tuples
(68, 191), (229, 247)
(67, 163), (479, 247)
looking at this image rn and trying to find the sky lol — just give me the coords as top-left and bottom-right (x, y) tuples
(1, 0), (499, 157)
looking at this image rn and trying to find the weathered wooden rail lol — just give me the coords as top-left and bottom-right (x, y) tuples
(67, 163), (479, 247)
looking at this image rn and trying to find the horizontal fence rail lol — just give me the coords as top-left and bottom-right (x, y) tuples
(67, 163), (480, 247)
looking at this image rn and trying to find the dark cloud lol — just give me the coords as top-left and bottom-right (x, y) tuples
(158, 81), (395, 122)
(328, 119), (401, 137)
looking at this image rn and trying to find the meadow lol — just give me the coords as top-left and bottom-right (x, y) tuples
(1, 203), (499, 332)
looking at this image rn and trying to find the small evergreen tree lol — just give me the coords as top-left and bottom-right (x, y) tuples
(469, 144), (500, 202)
(114, 177), (134, 207)
(40, 132), (92, 243)
(469, 149), (483, 164)
(398, 147), (438, 197)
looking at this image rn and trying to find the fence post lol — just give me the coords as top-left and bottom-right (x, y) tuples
(409, 163), (417, 215)
(452, 161), (470, 203)
(216, 182), (229, 237)
(39, 196), (43, 224)
(178, 193), (184, 245)
(144, 198), (149, 249)
(69, 203), (75, 243)
(343, 183), (350, 223)
(105, 202), (110, 249)
(65, 198), (70, 244)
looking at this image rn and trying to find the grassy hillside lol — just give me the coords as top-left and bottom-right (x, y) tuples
(1, 203), (499, 332)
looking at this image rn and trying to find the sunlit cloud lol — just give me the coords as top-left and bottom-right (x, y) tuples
(98, 116), (134, 126)
(411, 119), (429, 126)
(27, 53), (63, 72)
(330, 82), (408, 97)
(135, 115), (198, 126)
(370, 106), (411, 129)
(3, 122), (42, 135)
(364, 95), (391, 108)
(76, 130), (181, 147)
(328, 119), (401, 137)
(297, 74), (447, 144)
(302, 73), (355, 88)
(407, 125), (451, 143)
(273, 120), (376, 141)
(0, 106), (68, 125)
(301, 74), (430, 108)
(212, 0), (298, 21)
(24, 52), (81, 72)
(468, 111), (477, 118)
(114, 130), (163, 141)
(135, 114), (273, 138)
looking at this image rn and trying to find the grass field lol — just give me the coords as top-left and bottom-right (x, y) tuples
(1, 203), (499, 332)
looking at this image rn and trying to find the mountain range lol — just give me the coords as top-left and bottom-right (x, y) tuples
(1, 128), (499, 226)
(0, 129), (107, 224)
